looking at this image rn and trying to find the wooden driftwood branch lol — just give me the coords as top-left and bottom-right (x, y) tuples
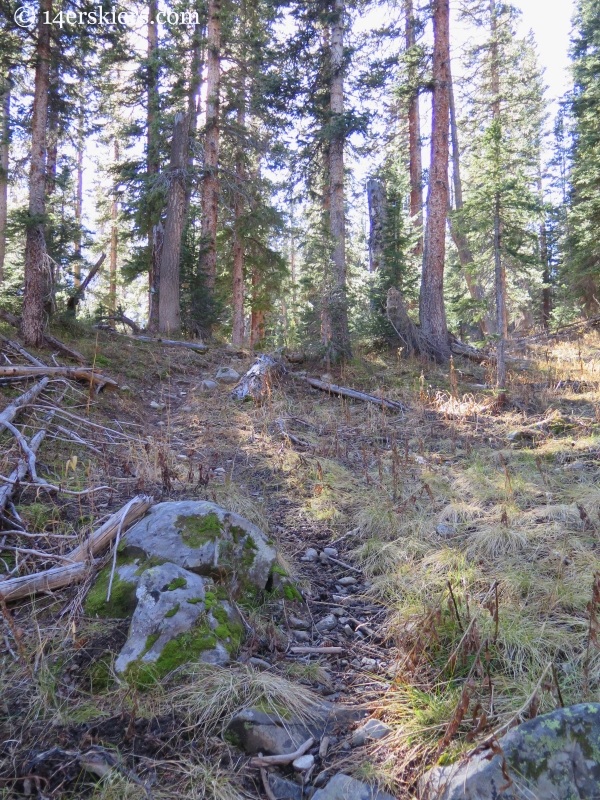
(0, 366), (117, 390)
(0, 378), (49, 433)
(0, 308), (86, 363)
(298, 376), (406, 413)
(231, 355), (285, 402)
(0, 495), (154, 602)
(248, 738), (314, 768)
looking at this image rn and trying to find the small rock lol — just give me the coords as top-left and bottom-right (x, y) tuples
(215, 367), (240, 384)
(316, 614), (337, 632)
(293, 754), (315, 772)
(343, 624), (354, 638)
(313, 772), (329, 789)
(289, 616), (310, 630)
(294, 630), (311, 642)
(323, 547), (339, 558)
(330, 608), (345, 616)
(181, 405), (192, 412)
(249, 657), (271, 670)
(312, 774), (396, 800)
(149, 400), (166, 410)
(564, 461), (585, 471)
(332, 595), (351, 604)
(302, 548), (319, 562)
(436, 523), (456, 538)
(338, 577), (357, 586)
(351, 719), (392, 748)
(319, 736), (330, 758)
(200, 379), (218, 392)
(268, 774), (302, 800)
(361, 657), (377, 669)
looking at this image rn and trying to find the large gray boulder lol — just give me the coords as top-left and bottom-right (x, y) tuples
(114, 563), (243, 676)
(123, 501), (276, 594)
(226, 703), (366, 756)
(312, 774), (397, 800)
(420, 703), (600, 800)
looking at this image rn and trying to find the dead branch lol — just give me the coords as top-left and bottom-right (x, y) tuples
(298, 376), (406, 413)
(0, 333), (45, 366)
(0, 308), (86, 363)
(108, 330), (208, 352)
(289, 646), (345, 654)
(248, 738), (314, 767)
(66, 253), (106, 312)
(275, 419), (310, 449)
(0, 366), (117, 390)
(0, 545), (75, 564)
(0, 429), (47, 513)
(0, 378), (49, 433)
(0, 474), (111, 496)
(231, 354), (285, 402)
(98, 313), (140, 334)
(0, 495), (153, 602)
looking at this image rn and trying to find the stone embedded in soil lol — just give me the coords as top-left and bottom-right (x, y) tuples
(338, 577), (357, 586)
(351, 719), (392, 748)
(302, 548), (319, 562)
(420, 703), (600, 800)
(293, 630), (310, 642)
(200, 379), (218, 392)
(122, 500), (276, 593)
(268, 774), (302, 800)
(149, 400), (166, 410)
(312, 773), (397, 800)
(289, 616), (309, 629)
(292, 754), (314, 771)
(215, 366), (240, 384)
(436, 523), (456, 538)
(323, 547), (339, 558)
(226, 703), (366, 756)
(114, 562), (243, 675)
(316, 614), (337, 632)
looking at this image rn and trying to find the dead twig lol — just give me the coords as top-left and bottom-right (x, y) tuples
(249, 738), (314, 767)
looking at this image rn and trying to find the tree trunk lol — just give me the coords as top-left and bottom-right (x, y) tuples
(367, 177), (386, 273)
(448, 71), (494, 337)
(490, 0), (506, 389)
(419, 0), (450, 361)
(158, 112), (189, 334)
(232, 95), (246, 347)
(250, 265), (265, 348)
(109, 138), (119, 313)
(538, 174), (551, 329)
(326, 0), (351, 360)
(0, 72), (10, 284)
(198, 0), (221, 329)
(22, 0), (52, 348)
(147, 0), (161, 332)
(74, 108), (83, 288)
(45, 60), (59, 199)
(405, 0), (423, 255)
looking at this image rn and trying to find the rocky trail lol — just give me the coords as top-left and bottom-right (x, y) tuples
(3, 326), (600, 800)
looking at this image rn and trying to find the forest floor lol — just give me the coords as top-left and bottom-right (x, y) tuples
(2, 321), (600, 799)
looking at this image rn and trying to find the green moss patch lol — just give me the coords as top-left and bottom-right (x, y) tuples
(186, 597), (204, 605)
(165, 603), (180, 618)
(166, 576), (187, 591)
(176, 512), (223, 547)
(85, 563), (138, 618)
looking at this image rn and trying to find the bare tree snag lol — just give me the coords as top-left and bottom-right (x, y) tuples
(367, 177), (386, 273)
(419, 0), (451, 361)
(231, 355), (284, 402)
(22, 0), (52, 348)
(0, 367), (117, 390)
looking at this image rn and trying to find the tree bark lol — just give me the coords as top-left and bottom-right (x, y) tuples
(197, 0), (221, 329)
(232, 83), (246, 347)
(538, 174), (551, 329)
(490, 0), (507, 389)
(109, 138), (119, 313)
(326, 0), (351, 360)
(74, 107), (83, 288)
(419, 0), (451, 361)
(250, 265), (265, 347)
(147, 0), (161, 332)
(367, 177), (386, 273)
(158, 112), (189, 334)
(448, 72), (494, 337)
(405, 0), (423, 255)
(0, 72), (10, 284)
(22, 0), (52, 348)
(45, 59), (59, 198)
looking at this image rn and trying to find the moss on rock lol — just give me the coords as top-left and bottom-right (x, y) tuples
(176, 512), (223, 547)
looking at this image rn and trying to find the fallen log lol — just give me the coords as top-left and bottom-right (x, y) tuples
(0, 378), (49, 433)
(0, 366), (118, 390)
(0, 308), (86, 363)
(231, 355), (285, 402)
(106, 329), (208, 352)
(299, 376), (406, 413)
(0, 494), (154, 602)
(0, 333), (45, 366)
